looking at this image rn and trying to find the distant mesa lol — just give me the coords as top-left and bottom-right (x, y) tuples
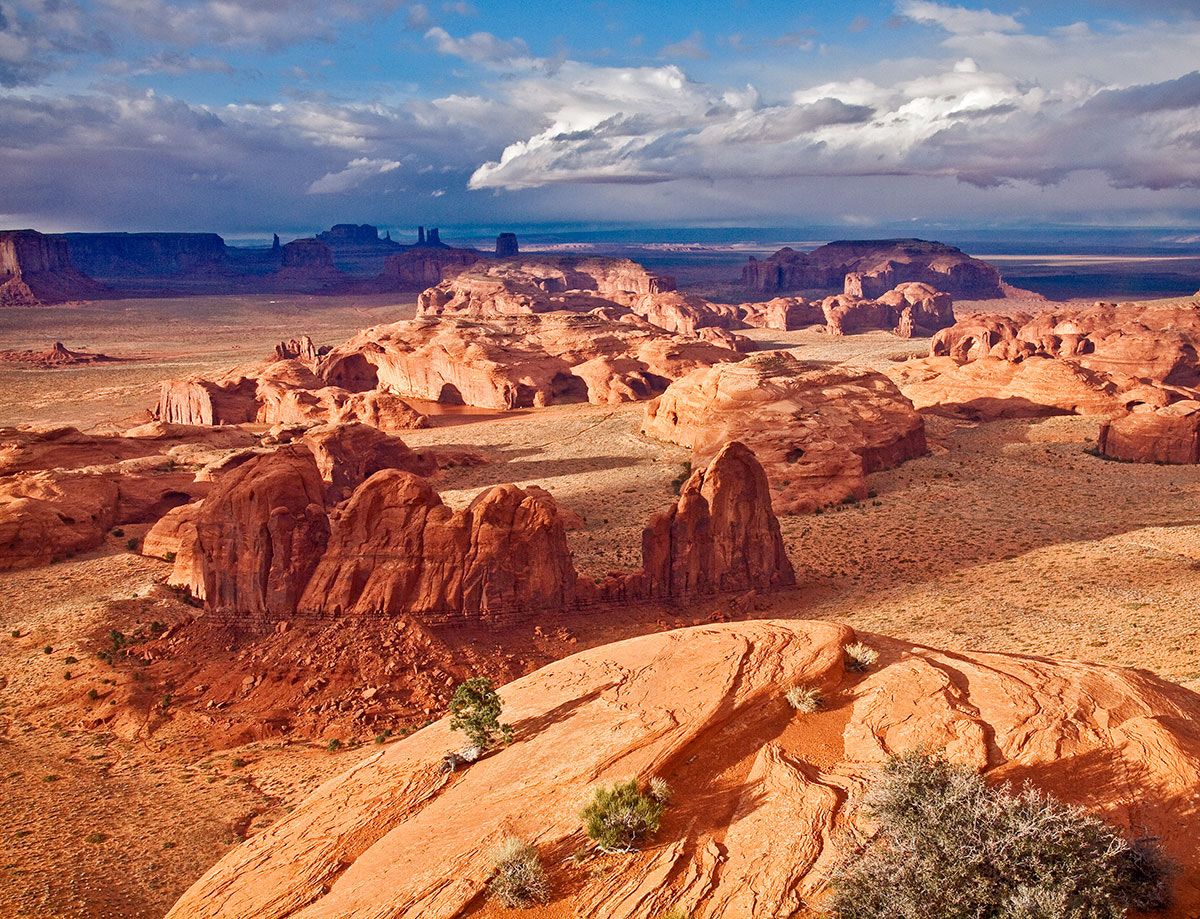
(272, 238), (346, 282)
(0, 229), (109, 306)
(315, 223), (395, 247)
(742, 238), (1004, 300)
(495, 231), (519, 257)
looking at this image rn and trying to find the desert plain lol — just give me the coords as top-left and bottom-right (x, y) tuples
(3, 253), (1200, 918)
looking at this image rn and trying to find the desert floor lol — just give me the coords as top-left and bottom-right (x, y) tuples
(2, 291), (1200, 917)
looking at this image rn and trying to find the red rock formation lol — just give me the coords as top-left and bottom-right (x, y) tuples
(494, 233), (519, 257)
(905, 300), (1200, 421)
(636, 442), (794, 598)
(0, 229), (108, 305)
(273, 335), (322, 367)
(274, 239), (343, 280)
(166, 620), (1200, 919)
(299, 474), (578, 623)
(1097, 402), (1200, 464)
(643, 352), (927, 513)
(0, 472), (119, 569)
(374, 247), (482, 290)
(298, 423), (437, 502)
(737, 297), (825, 331)
(167, 448), (329, 615)
(157, 375), (259, 426)
(319, 314), (742, 410)
(737, 283), (954, 338)
(742, 238), (1003, 300)
(0, 341), (121, 366)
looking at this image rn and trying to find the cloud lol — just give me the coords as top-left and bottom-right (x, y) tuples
(307, 157), (401, 194)
(897, 1), (1024, 35)
(405, 3), (430, 30)
(659, 30), (708, 60)
(424, 26), (530, 64)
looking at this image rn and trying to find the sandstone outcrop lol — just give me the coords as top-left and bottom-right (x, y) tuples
(1097, 402), (1200, 464)
(159, 438), (792, 621)
(495, 232), (519, 257)
(373, 247), (481, 290)
(736, 283), (955, 338)
(319, 314), (742, 410)
(0, 341), (121, 366)
(166, 448), (330, 615)
(636, 442), (794, 598)
(901, 300), (1200, 421)
(0, 229), (108, 305)
(643, 352), (927, 513)
(299, 475), (578, 623)
(742, 238), (1004, 299)
(0, 472), (119, 569)
(166, 620), (1200, 919)
(273, 239), (345, 281)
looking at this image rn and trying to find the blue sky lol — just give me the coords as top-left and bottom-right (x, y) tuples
(1, 0), (1198, 235)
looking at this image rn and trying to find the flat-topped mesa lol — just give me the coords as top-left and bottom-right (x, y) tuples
(272, 239), (345, 281)
(637, 441), (795, 599)
(166, 619), (1200, 919)
(56, 231), (229, 280)
(495, 232), (519, 257)
(0, 229), (109, 305)
(742, 238), (1004, 300)
(897, 299), (1200, 422)
(643, 351), (927, 514)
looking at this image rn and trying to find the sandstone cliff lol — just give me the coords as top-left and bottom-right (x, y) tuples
(165, 619), (1200, 919)
(0, 229), (108, 305)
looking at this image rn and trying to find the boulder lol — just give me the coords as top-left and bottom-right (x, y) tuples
(643, 352), (926, 513)
(299, 473), (578, 623)
(166, 620), (1200, 919)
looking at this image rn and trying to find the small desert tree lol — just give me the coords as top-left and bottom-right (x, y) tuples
(486, 836), (551, 908)
(448, 677), (513, 751)
(827, 749), (1173, 919)
(580, 777), (671, 853)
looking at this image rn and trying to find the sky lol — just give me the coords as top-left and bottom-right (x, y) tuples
(1, 0), (1199, 236)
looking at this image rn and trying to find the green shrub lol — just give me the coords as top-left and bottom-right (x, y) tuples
(786, 684), (822, 713)
(126, 537), (139, 551)
(327, 738), (343, 752)
(827, 750), (1174, 919)
(486, 836), (551, 908)
(843, 642), (878, 672)
(448, 677), (513, 751)
(580, 777), (668, 852)
(86, 689), (99, 701)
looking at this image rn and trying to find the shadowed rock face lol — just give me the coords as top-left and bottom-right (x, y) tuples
(165, 619), (1200, 919)
(742, 238), (1004, 299)
(168, 447), (330, 615)
(0, 229), (109, 305)
(643, 352), (927, 513)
